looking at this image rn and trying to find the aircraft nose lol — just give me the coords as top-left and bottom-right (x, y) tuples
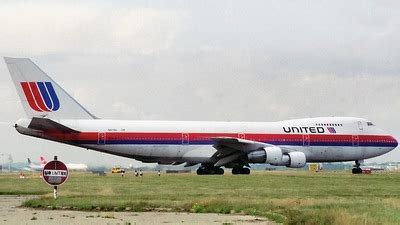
(393, 136), (399, 149)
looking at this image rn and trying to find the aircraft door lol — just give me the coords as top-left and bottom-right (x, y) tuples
(98, 132), (106, 145)
(182, 133), (189, 145)
(352, 135), (359, 147)
(358, 121), (363, 131)
(303, 134), (310, 146)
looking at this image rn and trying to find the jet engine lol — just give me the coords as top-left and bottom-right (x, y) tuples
(247, 146), (282, 164)
(247, 147), (306, 168)
(285, 152), (306, 168)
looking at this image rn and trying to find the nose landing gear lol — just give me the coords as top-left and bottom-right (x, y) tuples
(352, 160), (363, 174)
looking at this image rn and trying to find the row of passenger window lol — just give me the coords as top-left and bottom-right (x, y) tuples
(315, 123), (343, 126)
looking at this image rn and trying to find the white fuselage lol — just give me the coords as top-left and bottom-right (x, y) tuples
(16, 117), (398, 165)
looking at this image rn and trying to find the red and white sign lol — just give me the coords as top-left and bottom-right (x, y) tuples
(42, 160), (69, 186)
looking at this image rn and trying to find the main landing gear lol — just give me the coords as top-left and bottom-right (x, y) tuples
(196, 164), (251, 175)
(232, 167), (250, 175)
(352, 160), (363, 174)
(196, 164), (224, 175)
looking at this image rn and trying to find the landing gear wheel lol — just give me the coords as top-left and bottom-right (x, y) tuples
(196, 166), (224, 175)
(352, 160), (363, 174)
(242, 168), (250, 174)
(196, 168), (204, 175)
(352, 167), (362, 174)
(232, 167), (240, 174)
(232, 167), (250, 175)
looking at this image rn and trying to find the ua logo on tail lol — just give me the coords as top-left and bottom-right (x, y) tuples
(20, 82), (60, 112)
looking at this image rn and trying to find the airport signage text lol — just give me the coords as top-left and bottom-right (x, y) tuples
(43, 170), (68, 177)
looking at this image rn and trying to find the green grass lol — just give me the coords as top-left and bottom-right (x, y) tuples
(1, 171), (400, 224)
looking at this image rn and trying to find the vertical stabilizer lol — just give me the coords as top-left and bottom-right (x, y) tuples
(4, 57), (96, 119)
(40, 156), (47, 165)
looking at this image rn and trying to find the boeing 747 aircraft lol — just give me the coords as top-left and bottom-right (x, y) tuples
(4, 57), (398, 174)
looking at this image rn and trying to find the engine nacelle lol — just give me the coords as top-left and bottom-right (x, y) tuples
(247, 146), (283, 164)
(248, 148), (306, 168)
(286, 152), (306, 168)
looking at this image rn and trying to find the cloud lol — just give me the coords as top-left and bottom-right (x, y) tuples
(0, 1), (187, 55)
(0, 1), (399, 164)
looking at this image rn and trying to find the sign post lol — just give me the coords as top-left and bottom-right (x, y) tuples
(42, 156), (69, 199)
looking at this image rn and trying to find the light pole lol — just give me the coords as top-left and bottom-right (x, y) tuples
(8, 154), (12, 172)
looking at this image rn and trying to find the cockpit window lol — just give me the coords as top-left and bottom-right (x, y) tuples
(367, 122), (374, 126)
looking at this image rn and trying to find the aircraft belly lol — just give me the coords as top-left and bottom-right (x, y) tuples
(306, 146), (345, 161)
(81, 143), (392, 164)
(305, 146), (387, 162)
(84, 144), (198, 159)
(86, 145), (175, 157)
(150, 145), (182, 157)
(181, 146), (217, 163)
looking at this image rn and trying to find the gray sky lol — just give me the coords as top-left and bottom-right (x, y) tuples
(0, 0), (399, 166)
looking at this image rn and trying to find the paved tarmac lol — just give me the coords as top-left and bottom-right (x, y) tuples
(0, 196), (275, 225)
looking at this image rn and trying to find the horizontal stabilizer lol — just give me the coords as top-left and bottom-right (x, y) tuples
(29, 117), (80, 133)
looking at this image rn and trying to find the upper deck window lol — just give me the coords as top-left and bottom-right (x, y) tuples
(316, 123), (343, 126)
(367, 122), (374, 126)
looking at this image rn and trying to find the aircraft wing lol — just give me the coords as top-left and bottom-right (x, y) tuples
(211, 137), (270, 167)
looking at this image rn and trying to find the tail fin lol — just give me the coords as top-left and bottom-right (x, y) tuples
(27, 158), (31, 165)
(39, 156), (47, 165)
(4, 57), (96, 120)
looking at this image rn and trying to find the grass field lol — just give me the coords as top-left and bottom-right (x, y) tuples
(1, 170), (400, 225)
